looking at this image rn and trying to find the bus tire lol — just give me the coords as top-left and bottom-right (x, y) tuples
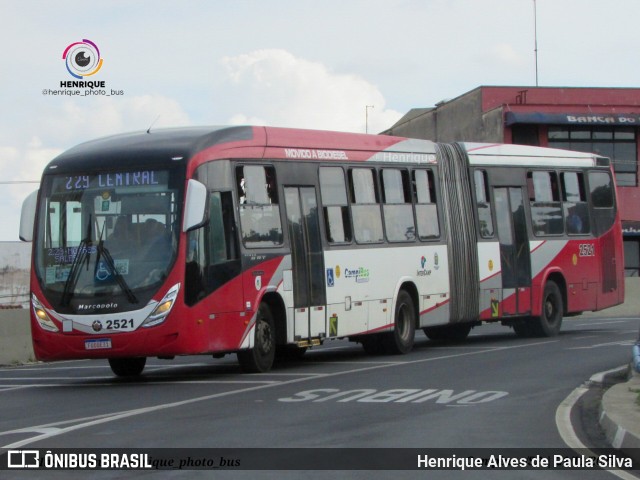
(237, 302), (276, 373)
(532, 281), (563, 337)
(361, 334), (386, 355)
(512, 319), (536, 338)
(108, 357), (146, 377)
(383, 290), (416, 354)
(423, 323), (472, 342)
(276, 345), (307, 361)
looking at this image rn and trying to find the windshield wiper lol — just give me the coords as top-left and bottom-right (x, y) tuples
(94, 221), (138, 304)
(61, 215), (92, 307)
(95, 241), (138, 304)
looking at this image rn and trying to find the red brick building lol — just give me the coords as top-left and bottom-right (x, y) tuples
(383, 86), (640, 275)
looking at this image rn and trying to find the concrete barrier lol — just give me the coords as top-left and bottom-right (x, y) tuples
(1, 278), (638, 366)
(0, 309), (33, 365)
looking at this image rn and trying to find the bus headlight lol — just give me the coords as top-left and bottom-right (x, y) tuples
(142, 283), (180, 328)
(32, 294), (59, 332)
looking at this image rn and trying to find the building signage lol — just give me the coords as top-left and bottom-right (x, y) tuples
(622, 221), (640, 236)
(505, 112), (640, 126)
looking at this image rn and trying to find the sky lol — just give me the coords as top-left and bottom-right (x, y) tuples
(1, 0), (639, 241)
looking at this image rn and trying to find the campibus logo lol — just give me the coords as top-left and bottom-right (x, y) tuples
(62, 39), (104, 79)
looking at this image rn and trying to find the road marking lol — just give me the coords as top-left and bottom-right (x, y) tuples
(0, 377), (282, 388)
(0, 363), (215, 372)
(278, 387), (509, 405)
(567, 341), (635, 350)
(305, 360), (404, 365)
(1, 340), (555, 449)
(574, 320), (633, 327)
(0, 386), (31, 392)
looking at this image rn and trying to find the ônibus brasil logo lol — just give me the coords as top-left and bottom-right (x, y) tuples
(62, 39), (104, 79)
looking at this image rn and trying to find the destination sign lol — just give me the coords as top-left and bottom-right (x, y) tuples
(52, 170), (169, 192)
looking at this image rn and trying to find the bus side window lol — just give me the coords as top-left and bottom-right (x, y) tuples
(236, 165), (283, 247)
(381, 169), (415, 242)
(412, 169), (440, 240)
(561, 171), (590, 235)
(528, 171), (563, 236)
(348, 168), (383, 244)
(473, 170), (494, 238)
(319, 166), (352, 244)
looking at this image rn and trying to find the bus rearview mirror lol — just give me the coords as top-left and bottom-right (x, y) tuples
(182, 179), (208, 232)
(20, 190), (39, 242)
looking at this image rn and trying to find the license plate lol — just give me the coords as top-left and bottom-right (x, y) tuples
(85, 338), (112, 350)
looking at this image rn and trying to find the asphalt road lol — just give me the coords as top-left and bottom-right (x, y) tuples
(0, 316), (638, 479)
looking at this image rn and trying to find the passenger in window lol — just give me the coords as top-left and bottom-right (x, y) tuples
(239, 177), (246, 204)
(265, 170), (276, 204)
(106, 216), (132, 255)
(110, 216), (131, 242)
(143, 219), (171, 257)
(567, 208), (583, 234)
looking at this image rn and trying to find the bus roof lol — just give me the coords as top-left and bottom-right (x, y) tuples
(463, 142), (605, 168)
(44, 126), (607, 173)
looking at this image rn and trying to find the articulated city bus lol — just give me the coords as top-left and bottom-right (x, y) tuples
(20, 126), (624, 376)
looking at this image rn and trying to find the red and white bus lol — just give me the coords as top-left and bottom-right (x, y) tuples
(20, 126), (624, 376)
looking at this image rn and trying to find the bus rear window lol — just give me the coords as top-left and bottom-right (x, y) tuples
(588, 171), (614, 208)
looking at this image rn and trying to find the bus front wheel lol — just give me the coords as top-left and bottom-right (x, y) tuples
(237, 303), (276, 373)
(108, 357), (146, 377)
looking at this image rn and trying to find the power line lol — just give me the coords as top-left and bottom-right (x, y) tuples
(0, 181), (39, 184)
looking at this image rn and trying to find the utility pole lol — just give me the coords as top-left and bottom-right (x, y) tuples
(365, 105), (374, 133)
(533, 0), (539, 86)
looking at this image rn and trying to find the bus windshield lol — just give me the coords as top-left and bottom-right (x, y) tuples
(34, 169), (182, 306)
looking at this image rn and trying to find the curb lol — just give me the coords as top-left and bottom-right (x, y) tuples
(599, 364), (640, 464)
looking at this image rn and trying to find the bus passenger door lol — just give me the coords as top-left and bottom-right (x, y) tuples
(494, 187), (532, 316)
(284, 187), (326, 342)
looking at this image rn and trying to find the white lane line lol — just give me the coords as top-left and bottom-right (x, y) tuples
(573, 320), (634, 327)
(0, 386), (32, 392)
(245, 372), (327, 376)
(0, 379), (280, 385)
(0, 363), (215, 372)
(555, 368), (639, 480)
(1, 340), (556, 449)
(568, 341), (635, 350)
(304, 361), (405, 365)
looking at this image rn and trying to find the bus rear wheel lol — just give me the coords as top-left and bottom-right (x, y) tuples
(237, 302), (276, 373)
(383, 290), (416, 354)
(530, 281), (563, 337)
(360, 334), (386, 355)
(512, 319), (537, 338)
(108, 357), (146, 377)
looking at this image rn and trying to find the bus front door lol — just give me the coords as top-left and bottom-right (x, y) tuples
(494, 187), (532, 316)
(284, 187), (326, 343)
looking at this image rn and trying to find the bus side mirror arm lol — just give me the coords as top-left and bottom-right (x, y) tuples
(20, 190), (39, 242)
(182, 179), (209, 232)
